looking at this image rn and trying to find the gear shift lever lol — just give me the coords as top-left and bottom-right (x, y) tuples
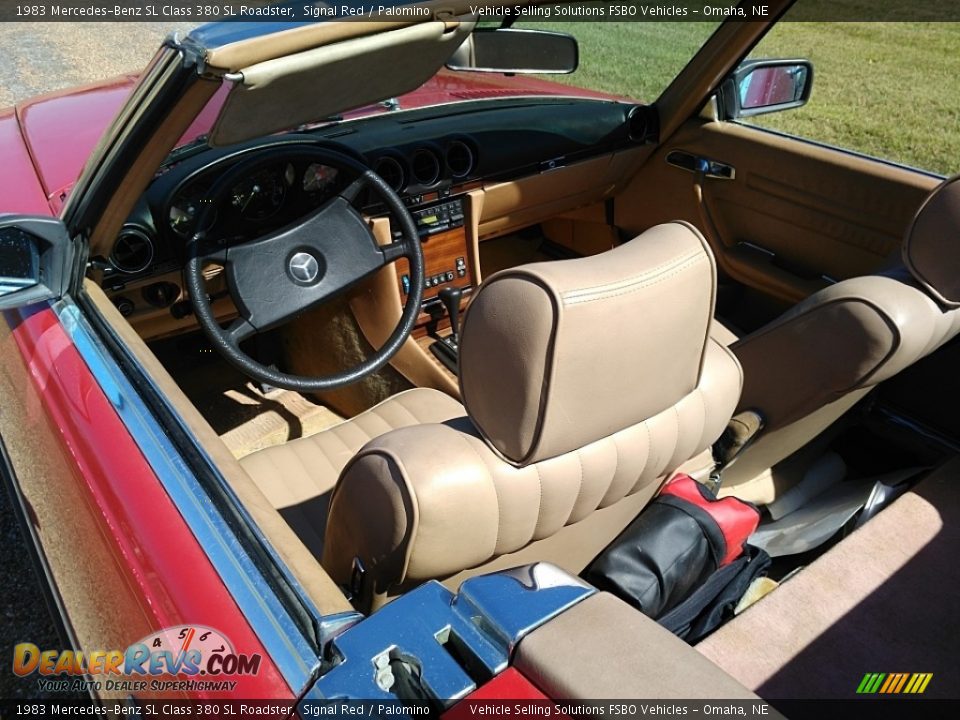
(438, 285), (463, 346)
(430, 285), (463, 374)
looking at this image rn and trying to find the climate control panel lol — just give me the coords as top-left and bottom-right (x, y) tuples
(403, 255), (467, 294)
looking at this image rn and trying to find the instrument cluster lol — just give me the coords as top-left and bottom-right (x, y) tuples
(104, 145), (347, 282)
(165, 160), (341, 241)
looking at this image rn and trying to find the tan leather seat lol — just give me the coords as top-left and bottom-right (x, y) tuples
(720, 175), (960, 502)
(298, 220), (742, 609)
(240, 388), (464, 560)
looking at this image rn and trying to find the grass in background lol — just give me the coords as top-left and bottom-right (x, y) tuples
(527, 22), (721, 102)
(747, 22), (960, 176)
(527, 21), (959, 176)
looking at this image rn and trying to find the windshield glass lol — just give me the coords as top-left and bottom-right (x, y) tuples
(172, 16), (727, 155)
(519, 20), (726, 102)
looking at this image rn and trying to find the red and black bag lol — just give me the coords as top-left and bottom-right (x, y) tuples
(583, 474), (769, 642)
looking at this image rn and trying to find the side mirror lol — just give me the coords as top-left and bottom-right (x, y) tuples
(446, 28), (578, 75)
(0, 216), (74, 310)
(721, 59), (813, 119)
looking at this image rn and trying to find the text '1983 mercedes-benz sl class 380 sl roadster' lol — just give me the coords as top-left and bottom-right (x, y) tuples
(1, 1), (958, 717)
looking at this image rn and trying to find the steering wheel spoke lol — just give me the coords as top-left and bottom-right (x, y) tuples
(225, 317), (256, 346)
(186, 231), (228, 266)
(380, 239), (408, 265)
(338, 174), (368, 204)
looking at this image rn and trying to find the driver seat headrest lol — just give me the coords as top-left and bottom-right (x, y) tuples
(903, 174), (960, 308)
(459, 221), (718, 465)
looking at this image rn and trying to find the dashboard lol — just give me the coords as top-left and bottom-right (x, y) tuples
(96, 97), (654, 331)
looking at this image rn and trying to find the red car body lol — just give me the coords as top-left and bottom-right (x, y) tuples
(0, 62), (619, 703)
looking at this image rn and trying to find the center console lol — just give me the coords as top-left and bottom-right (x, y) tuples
(393, 195), (475, 373)
(395, 197), (473, 305)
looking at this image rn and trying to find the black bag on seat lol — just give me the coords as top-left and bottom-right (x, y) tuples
(657, 544), (770, 642)
(583, 474), (768, 641)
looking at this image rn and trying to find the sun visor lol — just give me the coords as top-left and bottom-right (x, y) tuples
(209, 20), (473, 147)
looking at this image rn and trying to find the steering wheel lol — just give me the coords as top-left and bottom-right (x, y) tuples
(184, 145), (424, 392)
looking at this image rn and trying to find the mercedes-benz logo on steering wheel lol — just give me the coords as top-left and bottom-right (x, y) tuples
(288, 251), (321, 285)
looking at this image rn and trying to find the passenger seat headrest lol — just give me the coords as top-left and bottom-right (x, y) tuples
(459, 221), (717, 465)
(903, 175), (960, 308)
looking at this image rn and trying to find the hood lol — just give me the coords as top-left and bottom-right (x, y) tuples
(15, 76), (139, 213)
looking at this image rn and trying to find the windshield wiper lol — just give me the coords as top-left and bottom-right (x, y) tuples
(161, 134), (210, 169)
(300, 99), (401, 130)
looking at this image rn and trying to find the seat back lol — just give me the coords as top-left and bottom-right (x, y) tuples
(322, 222), (743, 609)
(724, 176), (960, 498)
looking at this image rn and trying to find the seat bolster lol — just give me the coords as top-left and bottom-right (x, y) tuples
(322, 423), (502, 599)
(323, 342), (742, 603)
(902, 174), (960, 307)
(692, 339), (744, 455)
(732, 275), (958, 431)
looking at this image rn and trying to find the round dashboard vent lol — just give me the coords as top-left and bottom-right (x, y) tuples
(445, 140), (475, 179)
(627, 105), (652, 143)
(373, 156), (406, 192)
(109, 225), (155, 275)
(410, 148), (441, 186)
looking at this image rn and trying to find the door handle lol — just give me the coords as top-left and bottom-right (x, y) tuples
(666, 150), (736, 180)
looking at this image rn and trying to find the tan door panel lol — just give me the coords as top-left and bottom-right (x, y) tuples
(479, 146), (649, 239)
(617, 118), (939, 303)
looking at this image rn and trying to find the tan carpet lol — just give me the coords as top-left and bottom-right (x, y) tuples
(697, 455), (960, 699)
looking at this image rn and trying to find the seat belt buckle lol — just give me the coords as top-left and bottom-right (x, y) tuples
(348, 556), (367, 602)
(711, 409), (766, 488)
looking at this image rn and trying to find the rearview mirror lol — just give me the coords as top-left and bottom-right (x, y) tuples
(0, 217), (74, 310)
(721, 59), (814, 119)
(446, 28), (578, 75)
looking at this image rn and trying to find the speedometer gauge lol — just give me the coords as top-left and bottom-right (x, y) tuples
(230, 166), (289, 220)
(303, 163), (339, 194)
